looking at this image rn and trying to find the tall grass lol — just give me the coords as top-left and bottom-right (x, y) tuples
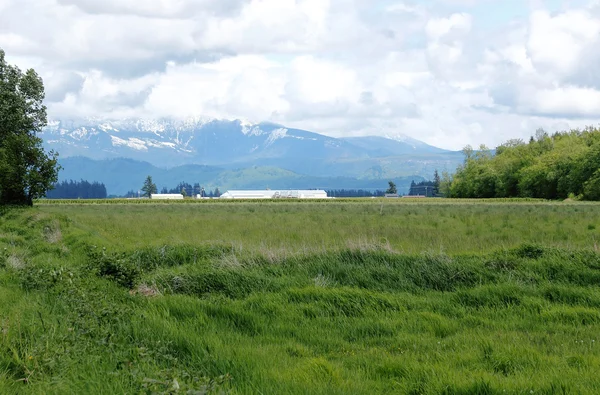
(39, 200), (600, 253)
(0, 202), (600, 393)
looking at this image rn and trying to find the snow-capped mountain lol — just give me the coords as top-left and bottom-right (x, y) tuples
(41, 117), (463, 179)
(41, 118), (368, 167)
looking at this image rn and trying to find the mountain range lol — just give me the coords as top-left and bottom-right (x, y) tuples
(40, 118), (464, 195)
(56, 157), (426, 196)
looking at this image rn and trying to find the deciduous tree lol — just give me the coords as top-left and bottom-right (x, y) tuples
(0, 49), (60, 205)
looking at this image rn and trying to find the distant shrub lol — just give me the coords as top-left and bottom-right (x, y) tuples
(86, 247), (140, 288)
(16, 260), (74, 291)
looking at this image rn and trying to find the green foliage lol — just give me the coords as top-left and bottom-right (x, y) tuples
(0, 48), (60, 205)
(433, 170), (441, 196)
(583, 169), (600, 201)
(448, 127), (600, 200)
(47, 179), (107, 199)
(140, 175), (157, 198)
(385, 181), (397, 194)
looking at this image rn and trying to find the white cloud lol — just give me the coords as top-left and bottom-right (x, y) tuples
(1, 0), (600, 150)
(523, 85), (600, 117)
(386, 3), (423, 14)
(57, 0), (245, 18)
(286, 56), (360, 104)
(0, 32), (37, 53)
(144, 56), (288, 120)
(527, 10), (600, 77)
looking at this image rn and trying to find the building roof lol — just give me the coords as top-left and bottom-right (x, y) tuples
(151, 193), (184, 199)
(220, 190), (328, 199)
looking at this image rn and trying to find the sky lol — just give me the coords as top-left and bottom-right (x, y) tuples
(1, 0), (600, 150)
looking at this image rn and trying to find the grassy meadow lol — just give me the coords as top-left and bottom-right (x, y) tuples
(1, 199), (600, 393)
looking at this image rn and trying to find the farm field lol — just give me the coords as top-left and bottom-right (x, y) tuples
(1, 200), (600, 393)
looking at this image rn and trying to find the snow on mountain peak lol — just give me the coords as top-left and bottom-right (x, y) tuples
(382, 133), (426, 149)
(98, 123), (119, 133)
(383, 133), (412, 143)
(241, 123), (265, 137)
(238, 118), (253, 128)
(265, 128), (288, 146)
(110, 135), (148, 151)
(175, 116), (215, 130)
(46, 120), (60, 130)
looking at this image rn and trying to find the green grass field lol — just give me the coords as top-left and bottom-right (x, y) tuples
(1, 200), (600, 393)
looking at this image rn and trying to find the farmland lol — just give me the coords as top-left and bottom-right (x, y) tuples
(1, 199), (600, 393)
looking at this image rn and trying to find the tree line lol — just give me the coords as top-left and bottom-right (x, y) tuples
(442, 127), (600, 200)
(408, 179), (438, 197)
(159, 182), (220, 198)
(384, 177), (441, 197)
(137, 179), (390, 199)
(126, 177), (222, 198)
(46, 180), (107, 199)
(326, 189), (385, 198)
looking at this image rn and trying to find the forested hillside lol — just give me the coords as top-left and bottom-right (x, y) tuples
(444, 127), (600, 200)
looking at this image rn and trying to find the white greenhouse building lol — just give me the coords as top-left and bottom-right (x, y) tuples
(219, 190), (328, 199)
(150, 193), (184, 200)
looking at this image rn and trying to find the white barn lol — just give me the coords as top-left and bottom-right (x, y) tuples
(220, 190), (328, 199)
(150, 193), (184, 200)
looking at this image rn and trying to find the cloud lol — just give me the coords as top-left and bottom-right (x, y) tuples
(143, 56), (289, 121)
(1, 0), (600, 150)
(50, 70), (158, 118)
(44, 71), (85, 102)
(527, 10), (600, 78)
(57, 0), (246, 18)
(425, 12), (472, 40)
(521, 85), (600, 118)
